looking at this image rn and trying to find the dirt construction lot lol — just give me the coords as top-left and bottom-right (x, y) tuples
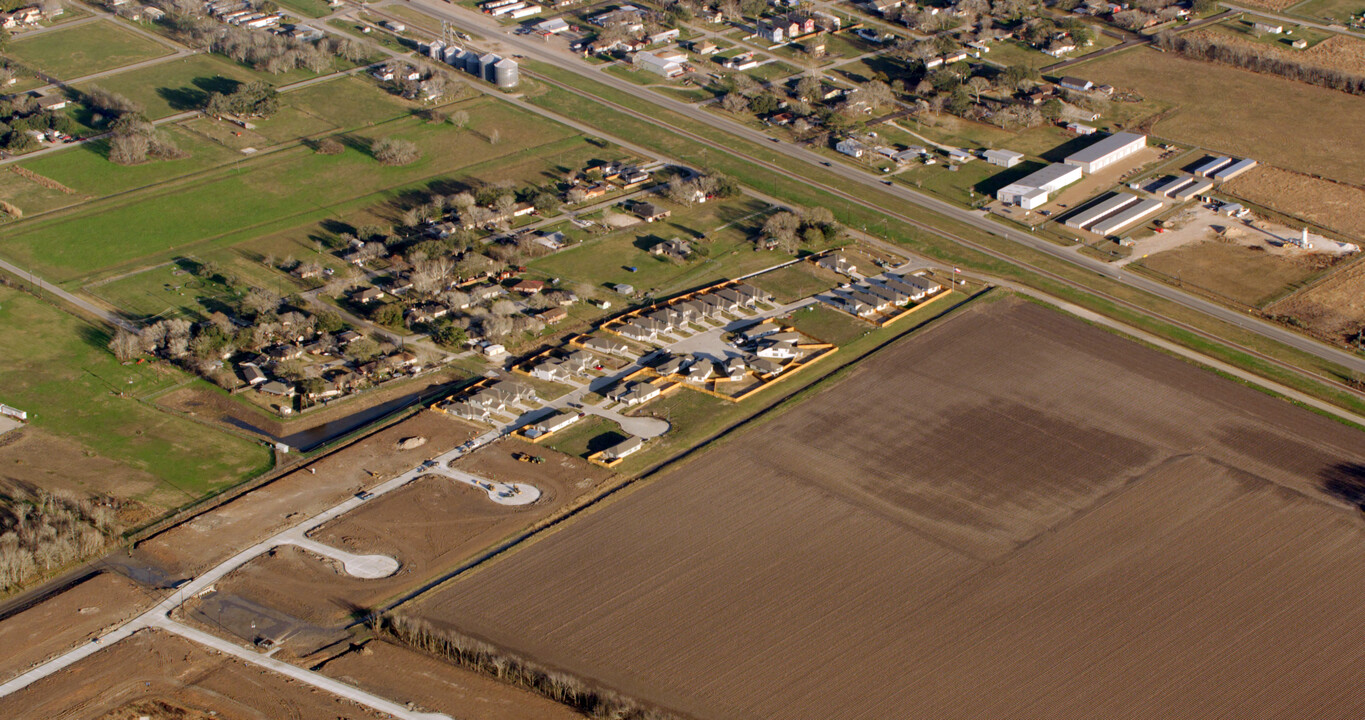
(208, 439), (618, 630)
(1222, 165), (1365, 240)
(0, 572), (156, 683)
(136, 410), (480, 578)
(0, 629), (393, 720)
(410, 298), (1365, 720)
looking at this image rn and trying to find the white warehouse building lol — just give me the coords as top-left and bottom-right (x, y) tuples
(1063, 131), (1147, 173)
(996, 163), (1083, 210)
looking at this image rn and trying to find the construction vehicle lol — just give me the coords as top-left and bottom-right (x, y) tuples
(513, 453), (545, 464)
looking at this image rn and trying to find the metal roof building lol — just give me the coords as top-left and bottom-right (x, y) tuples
(996, 163), (1083, 209)
(1064, 132), (1147, 173)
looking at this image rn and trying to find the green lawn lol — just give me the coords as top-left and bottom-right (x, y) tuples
(749, 261), (840, 303)
(17, 125), (242, 197)
(71, 54), (265, 121)
(4, 20), (174, 80)
(1287, 0), (1364, 23)
(529, 197), (799, 297)
(0, 286), (272, 504)
(276, 0), (335, 17)
(783, 302), (870, 345)
(282, 74), (418, 130)
(0, 98), (581, 281)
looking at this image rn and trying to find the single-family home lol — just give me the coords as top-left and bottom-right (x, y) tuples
(650, 237), (691, 260)
(632, 201), (671, 222)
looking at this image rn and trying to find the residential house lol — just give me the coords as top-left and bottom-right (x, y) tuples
(617, 322), (656, 342)
(260, 380), (295, 396)
(748, 357), (785, 376)
(530, 360), (571, 382)
(512, 279), (545, 294)
(757, 341), (799, 359)
(535, 231), (567, 250)
(539, 307), (568, 324)
(836, 138), (866, 158)
(816, 253), (856, 276)
(526, 410), (580, 438)
(602, 434), (644, 460)
(241, 365), (267, 386)
(632, 201), (671, 222)
(650, 237), (691, 260)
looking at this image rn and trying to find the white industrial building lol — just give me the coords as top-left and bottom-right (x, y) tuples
(982, 148), (1024, 167)
(1090, 198), (1163, 236)
(634, 49), (687, 77)
(1063, 132), (1147, 173)
(996, 163), (1083, 209)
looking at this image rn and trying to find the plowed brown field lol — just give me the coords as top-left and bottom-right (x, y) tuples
(411, 298), (1365, 720)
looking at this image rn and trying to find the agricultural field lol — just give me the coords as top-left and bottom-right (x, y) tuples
(1082, 47), (1365, 185)
(3, 21), (174, 80)
(0, 97), (583, 282)
(407, 297), (1365, 720)
(0, 285), (272, 511)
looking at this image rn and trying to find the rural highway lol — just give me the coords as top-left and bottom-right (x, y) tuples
(397, 0), (1365, 382)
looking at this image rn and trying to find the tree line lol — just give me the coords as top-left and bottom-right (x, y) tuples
(1154, 31), (1365, 96)
(379, 614), (681, 720)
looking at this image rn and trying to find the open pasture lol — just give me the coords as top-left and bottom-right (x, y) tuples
(1082, 47), (1365, 185)
(410, 297), (1365, 720)
(3, 21), (173, 80)
(0, 98), (581, 282)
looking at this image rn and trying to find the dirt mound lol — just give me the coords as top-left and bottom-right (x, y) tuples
(396, 436), (427, 450)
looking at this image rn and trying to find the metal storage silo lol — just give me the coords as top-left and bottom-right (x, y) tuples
(493, 57), (519, 89)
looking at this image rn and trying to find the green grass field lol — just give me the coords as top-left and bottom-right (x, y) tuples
(0, 286), (272, 503)
(276, 0), (335, 17)
(71, 54), (264, 121)
(784, 302), (869, 345)
(529, 197), (798, 297)
(1286, 0), (1364, 23)
(18, 125), (243, 197)
(749, 262), (840, 303)
(0, 98), (580, 282)
(5, 20), (174, 80)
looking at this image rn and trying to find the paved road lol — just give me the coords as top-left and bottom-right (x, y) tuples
(0, 256), (135, 329)
(399, 0), (1365, 384)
